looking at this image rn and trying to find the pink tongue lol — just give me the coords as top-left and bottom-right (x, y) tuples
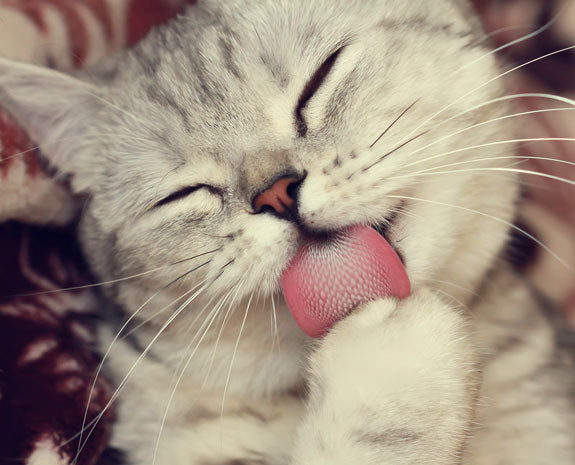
(281, 225), (410, 338)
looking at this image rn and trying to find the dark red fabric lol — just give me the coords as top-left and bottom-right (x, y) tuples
(0, 223), (111, 465)
(127, 0), (196, 45)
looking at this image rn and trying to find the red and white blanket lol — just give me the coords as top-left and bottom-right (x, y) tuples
(0, 1), (573, 464)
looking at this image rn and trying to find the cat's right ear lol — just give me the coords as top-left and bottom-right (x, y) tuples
(0, 57), (101, 173)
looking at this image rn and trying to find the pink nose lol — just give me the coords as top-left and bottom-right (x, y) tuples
(253, 176), (299, 215)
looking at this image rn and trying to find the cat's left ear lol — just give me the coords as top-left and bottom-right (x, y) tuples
(0, 57), (100, 171)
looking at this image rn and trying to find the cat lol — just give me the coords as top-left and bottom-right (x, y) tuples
(0, 0), (574, 464)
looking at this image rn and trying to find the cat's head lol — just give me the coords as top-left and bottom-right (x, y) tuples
(0, 0), (518, 349)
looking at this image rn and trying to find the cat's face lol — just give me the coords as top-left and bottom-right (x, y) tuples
(0, 0), (518, 340)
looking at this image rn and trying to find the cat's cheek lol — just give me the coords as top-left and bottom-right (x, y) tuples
(296, 169), (403, 232)
(205, 214), (299, 295)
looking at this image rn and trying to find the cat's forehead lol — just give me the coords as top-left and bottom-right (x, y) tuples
(129, 4), (357, 103)
(102, 0), (475, 166)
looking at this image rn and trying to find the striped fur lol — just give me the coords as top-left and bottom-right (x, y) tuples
(0, 1), (573, 463)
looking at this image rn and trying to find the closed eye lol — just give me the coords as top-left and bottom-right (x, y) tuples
(295, 46), (345, 137)
(153, 184), (222, 209)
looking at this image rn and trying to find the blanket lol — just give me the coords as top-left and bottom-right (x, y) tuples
(0, 1), (573, 464)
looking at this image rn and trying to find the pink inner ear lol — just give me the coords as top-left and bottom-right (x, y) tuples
(281, 225), (411, 338)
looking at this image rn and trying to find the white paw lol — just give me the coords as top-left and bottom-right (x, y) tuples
(309, 288), (467, 388)
(293, 288), (477, 465)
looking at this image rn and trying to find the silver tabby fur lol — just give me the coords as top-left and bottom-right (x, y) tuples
(0, 0), (574, 464)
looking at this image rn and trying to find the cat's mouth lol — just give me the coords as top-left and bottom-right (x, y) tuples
(281, 206), (410, 337)
(298, 201), (405, 264)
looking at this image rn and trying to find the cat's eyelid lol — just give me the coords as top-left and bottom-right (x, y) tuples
(152, 184), (222, 209)
(295, 45), (346, 137)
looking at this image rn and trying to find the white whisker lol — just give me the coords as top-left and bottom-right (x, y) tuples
(390, 44), (575, 154)
(221, 291), (254, 419)
(120, 279), (210, 341)
(395, 170), (544, 190)
(73, 281), (210, 462)
(366, 94), (575, 174)
(461, 12), (562, 69)
(412, 155), (575, 173)
(197, 286), (244, 391)
(11, 248), (219, 298)
(400, 107), (575, 163)
(395, 93), (575, 168)
(470, 24), (534, 47)
(434, 288), (468, 310)
(271, 292), (280, 351)
(74, 270), (210, 461)
(0, 133), (156, 165)
(197, 274), (250, 394)
(88, 91), (151, 128)
(425, 278), (480, 298)
(393, 167), (575, 186)
(395, 137), (575, 173)
(151, 285), (239, 465)
(386, 195), (572, 270)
